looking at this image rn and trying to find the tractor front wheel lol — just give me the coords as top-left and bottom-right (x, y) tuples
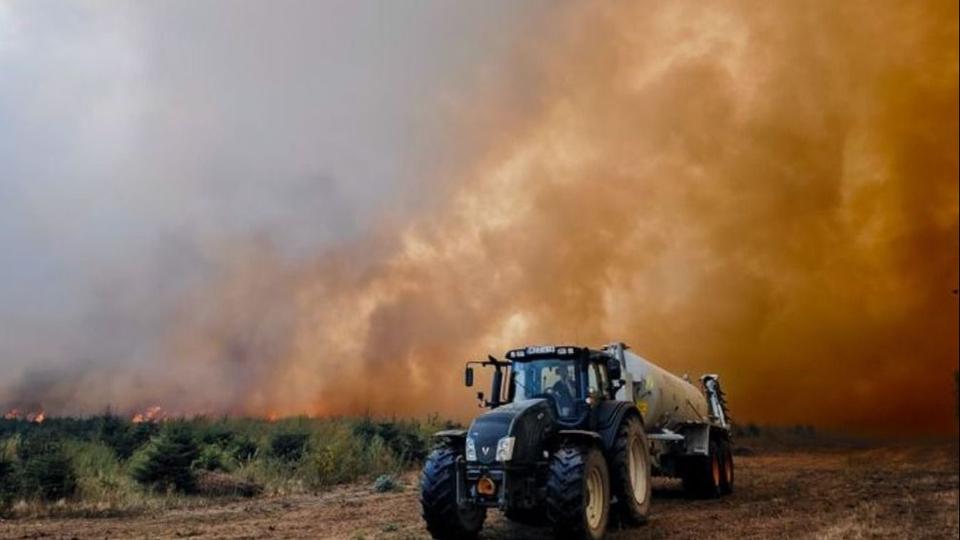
(546, 445), (610, 540)
(420, 446), (485, 539)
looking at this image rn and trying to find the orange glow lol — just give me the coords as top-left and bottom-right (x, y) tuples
(3, 409), (46, 423)
(10, 1), (953, 436)
(131, 405), (166, 424)
(170, 0), (954, 436)
(477, 477), (497, 496)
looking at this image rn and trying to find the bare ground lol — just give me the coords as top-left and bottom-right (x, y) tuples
(1, 443), (957, 540)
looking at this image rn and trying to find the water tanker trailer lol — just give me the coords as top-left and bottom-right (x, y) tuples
(420, 342), (733, 540)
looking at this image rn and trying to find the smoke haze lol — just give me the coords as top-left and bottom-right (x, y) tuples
(1, 1), (957, 435)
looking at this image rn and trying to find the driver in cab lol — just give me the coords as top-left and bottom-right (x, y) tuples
(548, 366), (577, 417)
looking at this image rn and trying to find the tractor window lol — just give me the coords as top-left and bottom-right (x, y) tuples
(541, 367), (562, 390)
(587, 365), (600, 395)
(587, 363), (609, 398)
(513, 359), (580, 418)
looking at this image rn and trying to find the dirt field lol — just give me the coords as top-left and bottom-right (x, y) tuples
(1, 443), (957, 540)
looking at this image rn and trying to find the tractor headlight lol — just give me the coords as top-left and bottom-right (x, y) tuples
(495, 436), (516, 462)
(465, 437), (477, 461)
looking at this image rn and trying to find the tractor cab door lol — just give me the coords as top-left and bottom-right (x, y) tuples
(585, 360), (614, 429)
(586, 360), (612, 401)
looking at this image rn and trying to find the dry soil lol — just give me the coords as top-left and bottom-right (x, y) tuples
(1, 443), (957, 539)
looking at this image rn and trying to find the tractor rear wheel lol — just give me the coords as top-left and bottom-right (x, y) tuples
(420, 446), (485, 539)
(611, 416), (651, 525)
(681, 439), (723, 499)
(546, 445), (610, 540)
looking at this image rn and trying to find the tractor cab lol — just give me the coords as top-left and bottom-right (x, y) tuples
(465, 345), (623, 429)
(507, 345), (617, 426)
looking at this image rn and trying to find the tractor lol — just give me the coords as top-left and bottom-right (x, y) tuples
(419, 343), (733, 539)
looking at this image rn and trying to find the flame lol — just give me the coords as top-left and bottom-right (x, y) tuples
(131, 405), (166, 424)
(3, 408), (46, 423)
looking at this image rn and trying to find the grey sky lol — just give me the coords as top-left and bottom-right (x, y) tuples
(0, 0), (550, 410)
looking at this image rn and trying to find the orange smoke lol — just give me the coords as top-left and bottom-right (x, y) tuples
(169, 0), (957, 435)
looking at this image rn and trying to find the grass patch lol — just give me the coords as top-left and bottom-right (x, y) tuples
(0, 414), (456, 517)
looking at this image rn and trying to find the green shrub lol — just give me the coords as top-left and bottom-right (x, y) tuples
(63, 440), (140, 504)
(131, 424), (199, 493)
(352, 419), (428, 461)
(16, 431), (59, 461)
(197, 422), (237, 447)
(0, 454), (19, 509)
(194, 444), (233, 472)
(228, 435), (259, 462)
(20, 449), (77, 501)
(270, 432), (309, 462)
(98, 416), (157, 460)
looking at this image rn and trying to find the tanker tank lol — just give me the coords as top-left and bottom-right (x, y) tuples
(613, 349), (709, 431)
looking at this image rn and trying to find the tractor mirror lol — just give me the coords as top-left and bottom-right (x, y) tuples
(464, 367), (474, 387)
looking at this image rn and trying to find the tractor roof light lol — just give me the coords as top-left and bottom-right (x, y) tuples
(506, 345), (584, 360)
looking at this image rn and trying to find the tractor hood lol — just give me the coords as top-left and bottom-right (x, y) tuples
(468, 398), (556, 464)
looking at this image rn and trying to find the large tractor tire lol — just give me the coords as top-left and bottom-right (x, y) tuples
(719, 438), (734, 495)
(420, 446), (485, 539)
(610, 416), (652, 525)
(681, 439), (723, 499)
(546, 445), (610, 540)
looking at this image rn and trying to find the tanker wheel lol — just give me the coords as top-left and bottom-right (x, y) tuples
(546, 445), (610, 540)
(681, 439), (722, 499)
(611, 416), (652, 525)
(420, 446), (485, 539)
(719, 438), (734, 495)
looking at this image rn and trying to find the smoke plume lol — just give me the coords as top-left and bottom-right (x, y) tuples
(2, 1), (958, 435)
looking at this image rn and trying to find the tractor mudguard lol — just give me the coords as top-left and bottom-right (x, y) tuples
(596, 402), (643, 453)
(432, 429), (467, 448)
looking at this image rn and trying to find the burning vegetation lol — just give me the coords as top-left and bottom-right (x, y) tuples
(3, 410), (45, 424)
(131, 406), (166, 424)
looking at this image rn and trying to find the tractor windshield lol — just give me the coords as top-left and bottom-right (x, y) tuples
(512, 359), (581, 418)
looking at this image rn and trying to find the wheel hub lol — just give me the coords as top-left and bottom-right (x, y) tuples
(585, 467), (604, 530)
(627, 437), (648, 505)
